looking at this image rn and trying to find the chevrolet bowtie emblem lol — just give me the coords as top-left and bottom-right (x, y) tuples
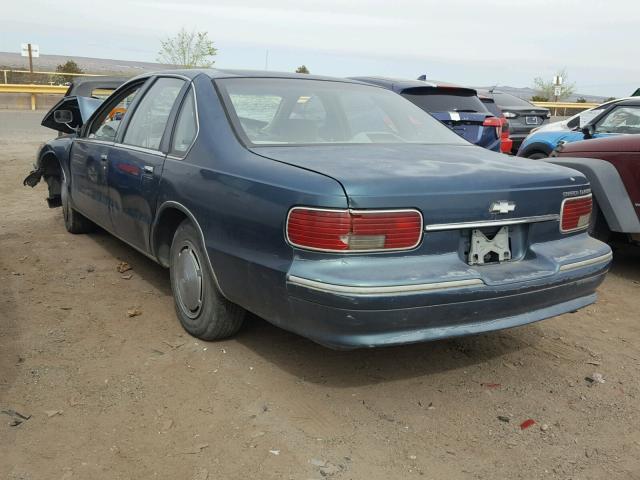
(489, 201), (516, 214)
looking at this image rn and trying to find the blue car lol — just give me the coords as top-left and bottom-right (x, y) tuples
(518, 98), (640, 158)
(25, 70), (611, 349)
(352, 77), (503, 152)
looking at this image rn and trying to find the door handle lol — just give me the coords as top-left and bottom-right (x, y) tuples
(100, 153), (108, 161)
(142, 165), (154, 174)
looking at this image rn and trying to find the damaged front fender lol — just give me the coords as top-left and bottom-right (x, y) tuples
(23, 167), (43, 188)
(23, 138), (74, 208)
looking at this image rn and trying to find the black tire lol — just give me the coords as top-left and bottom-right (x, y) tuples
(528, 152), (548, 160)
(169, 220), (245, 340)
(60, 167), (94, 234)
(588, 198), (611, 243)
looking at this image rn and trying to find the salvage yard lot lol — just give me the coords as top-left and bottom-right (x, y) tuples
(1, 111), (640, 479)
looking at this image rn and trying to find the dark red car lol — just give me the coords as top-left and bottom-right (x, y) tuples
(550, 135), (640, 243)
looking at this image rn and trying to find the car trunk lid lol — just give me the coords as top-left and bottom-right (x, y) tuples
(253, 143), (587, 226)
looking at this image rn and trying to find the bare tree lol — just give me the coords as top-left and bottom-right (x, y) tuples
(533, 68), (575, 101)
(295, 65), (310, 74)
(158, 28), (218, 68)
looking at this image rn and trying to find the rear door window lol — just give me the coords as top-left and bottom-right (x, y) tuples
(123, 77), (185, 150)
(596, 106), (640, 134)
(171, 88), (197, 155)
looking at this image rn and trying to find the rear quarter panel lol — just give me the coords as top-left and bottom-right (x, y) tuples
(156, 74), (347, 322)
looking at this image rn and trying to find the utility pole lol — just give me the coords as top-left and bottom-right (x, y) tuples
(553, 75), (563, 117)
(21, 42), (39, 110)
(28, 43), (34, 78)
(264, 50), (269, 70)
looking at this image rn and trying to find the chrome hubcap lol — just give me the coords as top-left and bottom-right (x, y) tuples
(175, 243), (203, 318)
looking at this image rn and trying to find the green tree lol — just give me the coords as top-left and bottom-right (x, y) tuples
(530, 95), (549, 102)
(158, 28), (217, 68)
(55, 59), (83, 83)
(295, 65), (310, 74)
(533, 68), (575, 101)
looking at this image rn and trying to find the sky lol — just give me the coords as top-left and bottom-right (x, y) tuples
(1, 0), (639, 97)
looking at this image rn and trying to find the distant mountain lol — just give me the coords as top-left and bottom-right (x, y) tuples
(476, 85), (609, 103)
(0, 52), (615, 103)
(0, 52), (177, 75)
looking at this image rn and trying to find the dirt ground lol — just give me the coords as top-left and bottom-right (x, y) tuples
(1, 111), (639, 480)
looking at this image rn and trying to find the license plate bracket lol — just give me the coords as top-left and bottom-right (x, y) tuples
(525, 116), (539, 125)
(468, 226), (511, 265)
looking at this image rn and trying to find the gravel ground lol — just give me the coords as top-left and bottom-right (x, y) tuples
(1, 110), (639, 480)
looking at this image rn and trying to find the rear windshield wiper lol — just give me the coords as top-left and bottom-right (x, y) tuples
(453, 109), (479, 113)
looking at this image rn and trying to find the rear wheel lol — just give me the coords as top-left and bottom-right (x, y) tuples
(60, 167), (94, 234)
(588, 198), (611, 242)
(169, 220), (245, 340)
(528, 152), (548, 160)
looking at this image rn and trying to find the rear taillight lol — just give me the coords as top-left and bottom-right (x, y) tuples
(483, 116), (502, 138)
(500, 117), (510, 136)
(499, 116), (512, 153)
(286, 207), (423, 252)
(560, 195), (592, 233)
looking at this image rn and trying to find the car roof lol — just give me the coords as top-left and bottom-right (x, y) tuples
(128, 68), (372, 85)
(609, 97), (640, 106)
(348, 76), (478, 94)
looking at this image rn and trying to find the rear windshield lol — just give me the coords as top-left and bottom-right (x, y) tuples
(492, 92), (534, 108)
(481, 98), (501, 116)
(400, 87), (488, 113)
(217, 78), (468, 146)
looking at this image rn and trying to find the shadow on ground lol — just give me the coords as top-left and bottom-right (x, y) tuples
(609, 241), (640, 282)
(75, 226), (640, 389)
(85, 227), (172, 296)
(234, 313), (542, 387)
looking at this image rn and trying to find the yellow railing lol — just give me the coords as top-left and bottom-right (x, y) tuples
(532, 101), (600, 109)
(531, 101), (600, 116)
(0, 83), (114, 110)
(2, 69), (105, 78)
(0, 83), (68, 94)
(0, 83), (68, 110)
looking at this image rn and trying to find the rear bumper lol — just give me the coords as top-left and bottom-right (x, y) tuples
(509, 133), (528, 151)
(283, 247), (611, 349)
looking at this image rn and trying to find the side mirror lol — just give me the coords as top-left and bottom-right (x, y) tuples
(581, 124), (595, 139)
(53, 110), (73, 124)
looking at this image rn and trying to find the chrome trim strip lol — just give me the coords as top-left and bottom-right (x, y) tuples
(425, 214), (560, 232)
(112, 143), (165, 157)
(75, 138), (114, 146)
(560, 193), (593, 233)
(287, 275), (484, 295)
(285, 206), (424, 253)
(559, 252), (612, 272)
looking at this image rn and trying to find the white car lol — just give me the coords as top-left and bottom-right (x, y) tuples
(531, 97), (632, 134)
